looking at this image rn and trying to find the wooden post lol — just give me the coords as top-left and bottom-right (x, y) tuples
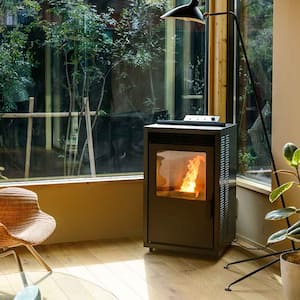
(25, 97), (34, 178)
(165, 18), (176, 119)
(208, 1), (228, 122)
(45, 45), (52, 150)
(83, 97), (96, 177)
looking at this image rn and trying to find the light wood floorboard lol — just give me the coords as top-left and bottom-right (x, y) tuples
(0, 238), (283, 299)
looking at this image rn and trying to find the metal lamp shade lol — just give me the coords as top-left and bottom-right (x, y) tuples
(160, 0), (205, 24)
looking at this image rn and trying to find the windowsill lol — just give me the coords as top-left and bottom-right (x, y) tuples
(0, 174), (144, 187)
(1, 173), (271, 196)
(237, 176), (271, 195)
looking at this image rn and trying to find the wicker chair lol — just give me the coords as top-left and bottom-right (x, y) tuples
(0, 187), (56, 273)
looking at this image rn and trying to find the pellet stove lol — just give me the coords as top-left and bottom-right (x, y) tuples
(143, 123), (237, 257)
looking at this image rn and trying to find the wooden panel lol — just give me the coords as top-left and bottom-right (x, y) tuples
(208, 1), (228, 122)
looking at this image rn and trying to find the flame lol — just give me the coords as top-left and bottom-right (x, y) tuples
(180, 155), (204, 194)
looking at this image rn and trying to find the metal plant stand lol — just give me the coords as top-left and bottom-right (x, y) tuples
(224, 248), (298, 291)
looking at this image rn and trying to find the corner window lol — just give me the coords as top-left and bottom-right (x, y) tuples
(0, 0), (207, 181)
(237, 0), (273, 184)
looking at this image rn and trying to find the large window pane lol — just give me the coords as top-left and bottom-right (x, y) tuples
(0, 0), (207, 181)
(237, 0), (273, 184)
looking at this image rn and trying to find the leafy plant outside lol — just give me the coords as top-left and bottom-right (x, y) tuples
(1, 0), (168, 177)
(42, 0), (167, 175)
(0, 0), (40, 111)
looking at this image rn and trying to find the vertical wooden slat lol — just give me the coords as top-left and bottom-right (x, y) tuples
(44, 8), (52, 151)
(164, 13), (176, 119)
(45, 45), (52, 150)
(208, 1), (228, 122)
(208, 0), (216, 117)
(84, 97), (96, 177)
(25, 97), (34, 178)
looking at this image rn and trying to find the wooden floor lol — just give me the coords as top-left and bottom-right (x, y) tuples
(0, 238), (283, 299)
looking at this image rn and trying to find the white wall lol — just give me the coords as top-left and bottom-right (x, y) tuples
(273, 0), (300, 162)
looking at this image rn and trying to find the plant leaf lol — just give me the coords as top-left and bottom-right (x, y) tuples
(267, 229), (288, 244)
(292, 149), (300, 167)
(273, 169), (298, 178)
(269, 182), (294, 203)
(288, 220), (300, 233)
(283, 143), (298, 163)
(287, 227), (300, 242)
(265, 207), (297, 220)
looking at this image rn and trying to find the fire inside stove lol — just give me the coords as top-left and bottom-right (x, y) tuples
(156, 150), (206, 201)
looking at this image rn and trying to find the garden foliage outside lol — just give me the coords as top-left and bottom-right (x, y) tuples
(0, 0), (168, 179)
(237, 0), (273, 183)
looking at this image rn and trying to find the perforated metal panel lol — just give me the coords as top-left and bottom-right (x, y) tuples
(219, 134), (234, 248)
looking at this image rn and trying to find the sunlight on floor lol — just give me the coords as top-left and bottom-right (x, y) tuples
(54, 259), (149, 300)
(273, 273), (282, 285)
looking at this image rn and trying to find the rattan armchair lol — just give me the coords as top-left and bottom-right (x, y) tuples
(0, 187), (56, 272)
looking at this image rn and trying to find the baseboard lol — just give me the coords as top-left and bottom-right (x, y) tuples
(235, 233), (277, 254)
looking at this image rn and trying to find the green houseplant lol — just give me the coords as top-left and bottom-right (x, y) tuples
(265, 142), (300, 299)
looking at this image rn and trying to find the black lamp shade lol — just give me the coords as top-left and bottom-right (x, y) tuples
(160, 0), (205, 24)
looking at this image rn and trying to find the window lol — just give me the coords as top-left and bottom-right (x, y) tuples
(237, 0), (273, 184)
(0, 0), (207, 181)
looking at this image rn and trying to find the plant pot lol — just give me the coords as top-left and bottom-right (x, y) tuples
(280, 251), (300, 300)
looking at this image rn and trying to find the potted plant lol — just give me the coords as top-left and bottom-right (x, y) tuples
(265, 142), (300, 299)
